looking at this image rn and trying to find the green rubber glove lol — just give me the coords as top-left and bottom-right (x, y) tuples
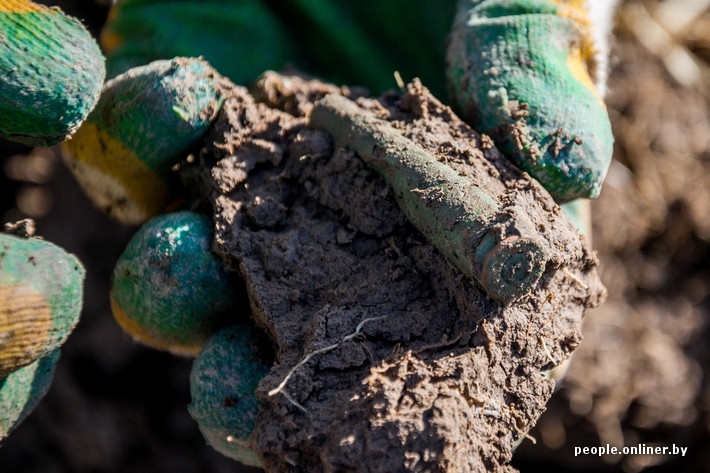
(0, 0), (97, 440)
(0, 225), (85, 440)
(447, 0), (616, 203)
(0, 0), (105, 146)
(100, 0), (297, 83)
(61, 57), (227, 225)
(110, 211), (240, 356)
(99, 0), (456, 97)
(188, 325), (270, 467)
(0, 351), (60, 440)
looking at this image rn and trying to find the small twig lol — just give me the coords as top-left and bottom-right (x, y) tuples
(563, 268), (589, 290)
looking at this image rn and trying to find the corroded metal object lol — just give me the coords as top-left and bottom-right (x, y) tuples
(309, 93), (546, 301)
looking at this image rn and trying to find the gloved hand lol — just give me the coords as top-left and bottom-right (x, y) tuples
(57, 0), (619, 467)
(448, 0), (617, 203)
(0, 221), (85, 441)
(0, 0), (100, 440)
(0, 0), (104, 146)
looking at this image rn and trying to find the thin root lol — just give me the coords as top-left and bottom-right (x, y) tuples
(564, 268), (589, 290)
(268, 315), (386, 399)
(281, 390), (308, 413)
(539, 336), (557, 366)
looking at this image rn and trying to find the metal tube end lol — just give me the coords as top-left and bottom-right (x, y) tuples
(478, 236), (547, 301)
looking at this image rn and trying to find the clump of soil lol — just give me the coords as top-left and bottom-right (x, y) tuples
(189, 72), (605, 472)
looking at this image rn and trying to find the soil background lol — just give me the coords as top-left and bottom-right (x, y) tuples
(1, 1), (710, 472)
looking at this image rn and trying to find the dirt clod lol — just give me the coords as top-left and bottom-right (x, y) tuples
(192, 73), (605, 472)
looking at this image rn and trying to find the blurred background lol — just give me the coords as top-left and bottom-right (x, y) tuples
(1, 0), (710, 471)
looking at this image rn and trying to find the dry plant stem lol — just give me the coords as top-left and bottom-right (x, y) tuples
(309, 94), (547, 302)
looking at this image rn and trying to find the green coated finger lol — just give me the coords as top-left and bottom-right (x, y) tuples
(62, 57), (225, 224)
(188, 325), (270, 467)
(309, 94), (547, 302)
(0, 233), (84, 378)
(110, 211), (239, 356)
(280, 0), (457, 96)
(101, 0), (459, 96)
(447, 0), (614, 202)
(0, 0), (105, 146)
(101, 0), (297, 82)
(0, 349), (59, 440)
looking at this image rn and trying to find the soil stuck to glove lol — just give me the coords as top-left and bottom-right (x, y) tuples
(190, 71), (606, 473)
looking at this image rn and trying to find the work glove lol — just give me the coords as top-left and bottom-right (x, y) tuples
(0, 220), (85, 441)
(0, 0), (101, 441)
(6, 0), (619, 465)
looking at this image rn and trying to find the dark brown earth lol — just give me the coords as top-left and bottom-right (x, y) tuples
(1, 1), (710, 472)
(185, 73), (603, 472)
